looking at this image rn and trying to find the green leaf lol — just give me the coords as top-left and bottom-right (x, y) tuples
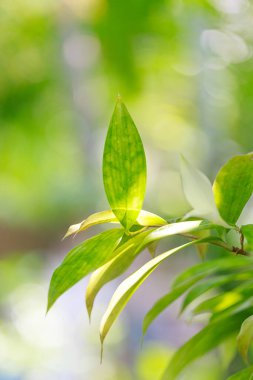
(237, 315), (253, 364)
(180, 155), (226, 226)
(226, 367), (253, 380)
(64, 209), (167, 239)
(103, 98), (146, 230)
(86, 229), (153, 319)
(47, 229), (123, 311)
(241, 225), (253, 251)
(161, 307), (253, 380)
(142, 270), (208, 337)
(142, 256), (247, 336)
(213, 154), (253, 226)
(173, 255), (252, 289)
(180, 275), (234, 314)
(99, 239), (204, 351)
(86, 221), (208, 319)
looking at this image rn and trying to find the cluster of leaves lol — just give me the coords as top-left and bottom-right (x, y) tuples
(48, 99), (253, 379)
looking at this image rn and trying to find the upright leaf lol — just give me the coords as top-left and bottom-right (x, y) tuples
(180, 155), (226, 226)
(47, 229), (123, 311)
(103, 98), (146, 230)
(213, 154), (253, 225)
(237, 315), (253, 364)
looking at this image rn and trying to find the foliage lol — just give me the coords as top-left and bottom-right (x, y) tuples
(48, 100), (253, 379)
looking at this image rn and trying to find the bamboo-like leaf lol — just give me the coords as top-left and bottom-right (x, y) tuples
(47, 229), (123, 311)
(64, 210), (167, 239)
(86, 229), (153, 319)
(161, 307), (253, 380)
(143, 256), (253, 336)
(86, 221), (208, 319)
(103, 99), (146, 230)
(172, 255), (252, 289)
(213, 154), (253, 226)
(99, 239), (204, 351)
(142, 271), (208, 337)
(180, 275), (235, 314)
(226, 367), (253, 380)
(237, 315), (253, 364)
(180, 155), (226, 226)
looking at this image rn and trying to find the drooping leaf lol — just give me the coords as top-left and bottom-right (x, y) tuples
(99, 239), (205, 350)
(86, 229), (153, 319)
(86, 220), (209, 319)
(142, 270), (208, 337)
(161, 307), (253, 380)
(47, 229), (123, 311)
(180, 275), (235, 314)
(64, 209), (167, 239)
(180, 155), (226, 226)
(213, 154), (253, 226)
(63, 210), (118, 239)
(103, 99), (146, 230)
(172, 255), (252, 289)
(142, 257), (249, 335)
(237, 315), (253, 364)
(226, 366), (253, 380)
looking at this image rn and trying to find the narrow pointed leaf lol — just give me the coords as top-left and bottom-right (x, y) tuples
(180, 275), (235, 314)
(103, 99), (146, 230)
(172, 255), (252, 289)
(64, 210), (117, 239)
(142, 271), (207, 336)
(86, 229), (153, 319)
(237, 315), (253, 364)
(64, 210), (166, 239)
(213, 154), (253, 225)
(226, 367), (253, 380)
(47, 229), (123, 311)
(86, 221), (208, 319)
(161, 307), (253, 380)
(99, 239), (202, 347)
(180, 155), (224, 225)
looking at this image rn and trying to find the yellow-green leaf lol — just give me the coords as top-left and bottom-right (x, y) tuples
(237, 315), (253, 364)
(103, 98), (146, 230)
(86, 221), (206, 319)
(64, 210), (167, 239)
(47, 229), (123, 311)
(226, 367), (253, 380)
(99, 239), (202, 350)
(213, 154), (253, 226)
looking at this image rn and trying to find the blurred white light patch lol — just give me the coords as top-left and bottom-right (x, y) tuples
(9, 284), (66, 348)
(211, 0), (249, 14)
(63, 34), (100, 70)
(201, 29), (251, 64)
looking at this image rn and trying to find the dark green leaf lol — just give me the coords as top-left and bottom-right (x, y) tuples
(213, 154), (253, 225)
(103, 98), (146, 230)
(226, 367), (253, 380)
(47, 229), (123, 311)
(161, 307), (253, 380)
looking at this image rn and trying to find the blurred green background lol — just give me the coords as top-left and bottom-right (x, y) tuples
(1, 0), (253, 379)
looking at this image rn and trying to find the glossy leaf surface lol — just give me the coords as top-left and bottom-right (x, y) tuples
(213, 154), (253, 225)
(47, 229), (123, 311)
(103, 99), (146, 230)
